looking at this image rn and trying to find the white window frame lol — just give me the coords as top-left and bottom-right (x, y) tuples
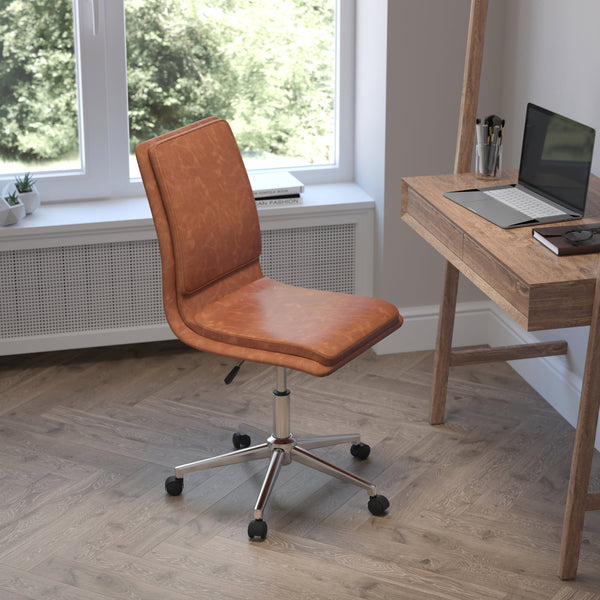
(0, 0), (354, 203)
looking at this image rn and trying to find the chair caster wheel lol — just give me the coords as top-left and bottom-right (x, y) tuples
(368, 494), (389, 516)
(248, 519), (268, 539)
(165, 475), (183, 496)
(351, 442), (371, 460)
(233, 432), (251, 449)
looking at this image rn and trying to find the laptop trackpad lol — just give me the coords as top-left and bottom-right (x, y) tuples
(444, 190), (533, 229)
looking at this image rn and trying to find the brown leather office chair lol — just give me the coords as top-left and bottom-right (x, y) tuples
(136, 117), (402, 539)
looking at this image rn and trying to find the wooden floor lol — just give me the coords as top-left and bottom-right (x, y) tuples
(1, 340), (600, 599)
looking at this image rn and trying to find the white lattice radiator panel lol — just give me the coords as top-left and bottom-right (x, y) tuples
(260, 224), (356, 293)
(1, 241), (165, 340)
(0, 223), (357, 353)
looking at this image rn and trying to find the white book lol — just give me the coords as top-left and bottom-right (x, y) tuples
(248, 171), (304, 198)
(255, 195), (302, 207)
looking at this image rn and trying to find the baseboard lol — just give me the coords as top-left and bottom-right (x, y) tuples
(374, 300), (494, 354)
(375, 300), (590, 445)
(2, 325), (176, 356)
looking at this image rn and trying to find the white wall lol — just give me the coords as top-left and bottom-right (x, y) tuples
(380, 0), (504, 310)
(354, 0), (388, 297)
(382, 0), (471, 309)
(500, 0), (600, 177)
(357, 0), (504, 353)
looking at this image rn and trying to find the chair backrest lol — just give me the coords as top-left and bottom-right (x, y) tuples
(137, 118), (262, 301)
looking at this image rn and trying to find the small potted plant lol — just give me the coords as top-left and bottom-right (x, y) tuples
(14, 172), (40, 214)
(0, 190), (26, 225)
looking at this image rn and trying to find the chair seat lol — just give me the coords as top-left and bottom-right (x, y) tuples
(185, 277), (401, 367)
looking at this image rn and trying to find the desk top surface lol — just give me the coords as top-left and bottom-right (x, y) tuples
(401, 172), (600, 330)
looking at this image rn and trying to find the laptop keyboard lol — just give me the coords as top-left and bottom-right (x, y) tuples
(483, 187), (568, 218)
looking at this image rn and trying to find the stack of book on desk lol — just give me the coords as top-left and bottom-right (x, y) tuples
(249, 172), (304, 207)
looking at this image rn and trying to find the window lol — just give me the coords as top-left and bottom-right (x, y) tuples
(0, 0), (354, 203)
(0, 1), (79, 174)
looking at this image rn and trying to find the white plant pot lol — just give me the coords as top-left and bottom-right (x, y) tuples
(0, 195), (26, 225)
(2, 182), (41, 215)
(18, 185), (41, 214)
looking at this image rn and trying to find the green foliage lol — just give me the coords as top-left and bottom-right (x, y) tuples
(0, 0), (77, 162)
(4, 190), (20, 206)
(14, 172), (36, 193)
(0, 0), (335, 167)
(223, 0), (335, 163)
(125, 0), (238, 148)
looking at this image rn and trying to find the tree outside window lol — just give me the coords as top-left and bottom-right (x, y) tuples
(0, 0), (336, 179)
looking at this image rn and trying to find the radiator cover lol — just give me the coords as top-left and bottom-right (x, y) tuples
(0, 223), (356, 349)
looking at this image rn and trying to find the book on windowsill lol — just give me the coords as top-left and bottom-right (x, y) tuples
(248, 171), (304, 199)
(255, 194), (303, 207)
(532, 222), (600, 255)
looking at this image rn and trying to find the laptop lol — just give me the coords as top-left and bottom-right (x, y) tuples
(444, 103), (596, 229)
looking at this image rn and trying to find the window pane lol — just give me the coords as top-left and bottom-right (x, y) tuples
(0, 0), (80, 175)
(125, 0), (335, 176)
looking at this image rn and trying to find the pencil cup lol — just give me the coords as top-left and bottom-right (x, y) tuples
(475, 143), (502, 178)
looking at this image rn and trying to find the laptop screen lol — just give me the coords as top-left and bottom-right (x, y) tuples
(519, 103), (595, 213)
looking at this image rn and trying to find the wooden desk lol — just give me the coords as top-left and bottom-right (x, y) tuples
(402, 172), (600, 580)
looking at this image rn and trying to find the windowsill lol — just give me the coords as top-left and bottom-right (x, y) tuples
(0, 183), (375, 250)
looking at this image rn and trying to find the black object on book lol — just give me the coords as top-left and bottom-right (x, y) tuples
(533, 222), (600, 255)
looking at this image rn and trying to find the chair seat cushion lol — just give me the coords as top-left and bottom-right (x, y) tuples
(185, 278), (401, 367)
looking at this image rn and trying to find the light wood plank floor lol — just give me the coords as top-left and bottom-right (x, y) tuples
(1, 340), (600, 599)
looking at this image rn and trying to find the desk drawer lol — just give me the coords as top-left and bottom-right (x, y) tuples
(404, 188), (463, 257)
(463, 235), (530, 319)
(528, 280), (595, 331)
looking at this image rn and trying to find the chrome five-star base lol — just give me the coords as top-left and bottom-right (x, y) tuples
(164, 367), (390, 539)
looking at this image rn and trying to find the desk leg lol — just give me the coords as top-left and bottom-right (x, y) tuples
(430, 261), (460, 425)
(558, 273), (600, 580)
